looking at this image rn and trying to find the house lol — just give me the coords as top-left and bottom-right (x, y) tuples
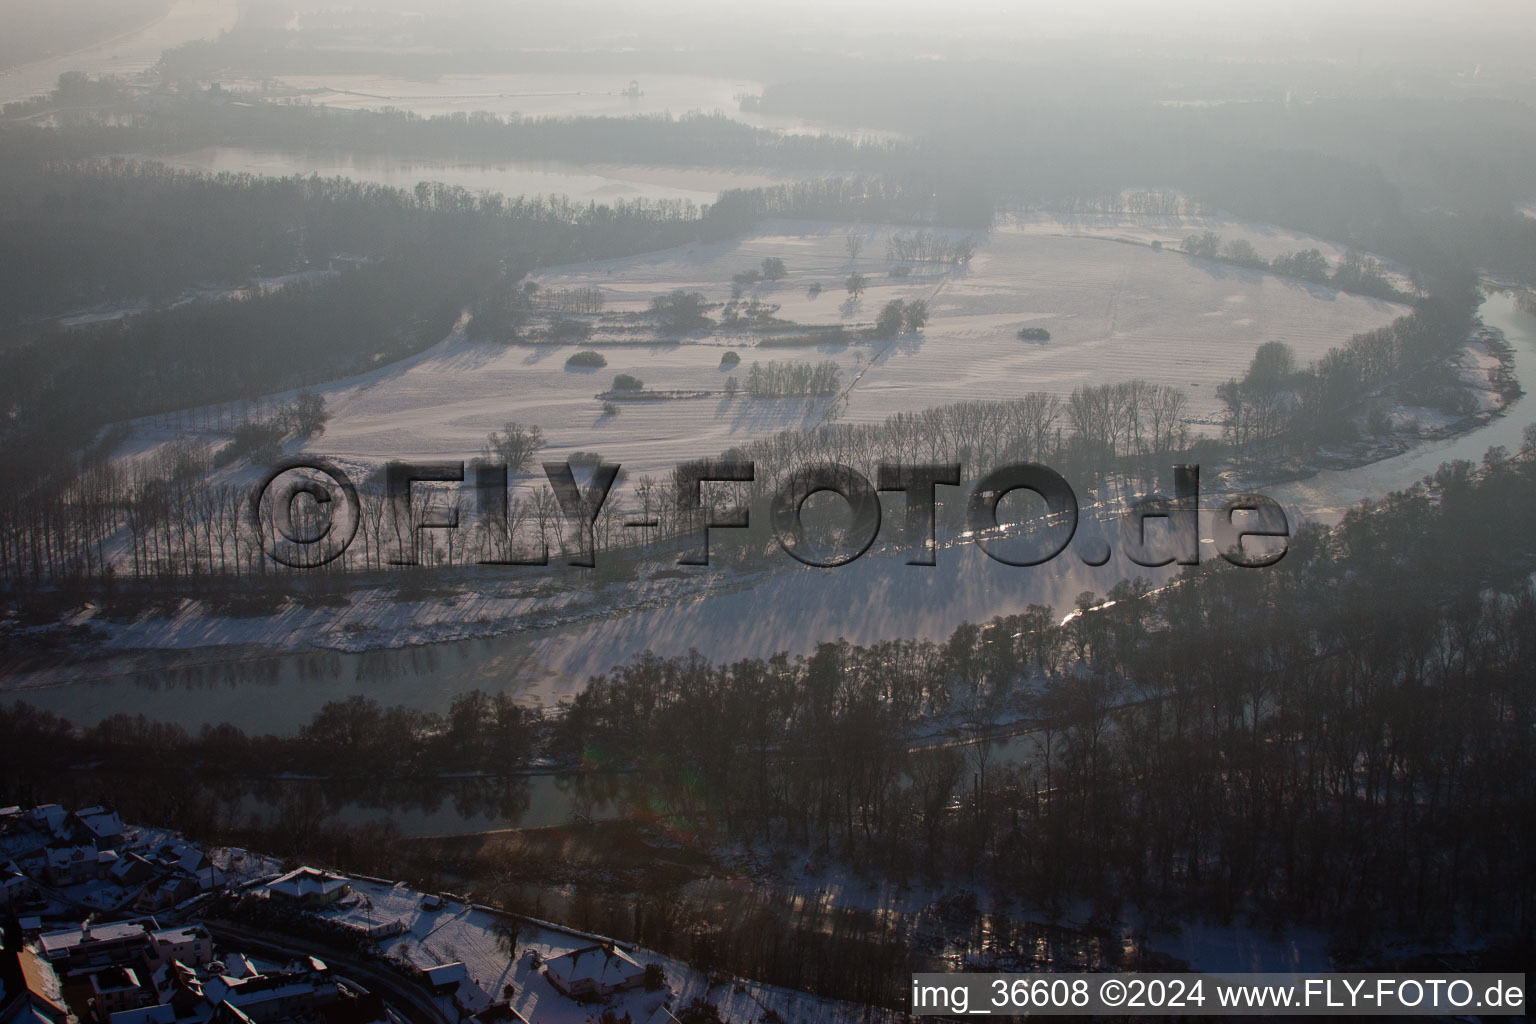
(69, 812), (124, 852)
(542, 945), (647, 1000)
(1, 941), (75, 1024)
(36, 923), (150, 976)
(106, 856), (156, 890)
(25, 809), (67, 840)
(43, 847), (116, 888)
(132, 878), (198, 915)
(0, 864), (36, 910)
(421, 964), (491, 1019)
(262, 869), (349, 909)
(465, 1006), (530, 1024)
(146, 929), (212, 972)
(87, 969), (152, 1022)
(201, 958), (341, 1024)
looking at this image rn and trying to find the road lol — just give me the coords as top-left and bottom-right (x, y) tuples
(201, 920), (452, 1024)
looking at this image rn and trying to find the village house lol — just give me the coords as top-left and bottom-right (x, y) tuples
(262, 869), (349, 909)
(0, 864), (36, 911)
(200, 957), (342, 1024)
(541, 945), (647, 1000)
(87, 969), (153, 1022)
(421, 963), (493, 1019)
(68, 812), (124, 853)
(1, 927), (74, 1024)
(36, 923), (150, 978)
(144, 931), (212, 974)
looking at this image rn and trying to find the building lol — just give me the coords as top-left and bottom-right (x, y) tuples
(1, 936), (74, 1024)
(43, 848), (114, 889)
(0, 864), (36, 910)
(145, 930), (212, 972)
(132, 879), (197, 916)
(35, 924), (149, 977)
(87, 969), (152, 1022)
(422, 964), (492, 1020)
(542, 945), (647, 1000)
(25, 809), (67, 841)
(106, 857), (155, 890)
(201, 958), (341, 1024)
(262, 869), (349, 909)
(69, 812), (124, 853)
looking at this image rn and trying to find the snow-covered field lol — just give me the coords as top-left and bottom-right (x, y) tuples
(146, 147), (796, 206)
(0, 213), (1425, 712)
(0, 0), (238, 106)
(220, 72), (885, 140)
(283, 216), (1405, 479)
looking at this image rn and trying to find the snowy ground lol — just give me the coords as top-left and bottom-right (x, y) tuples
(317, 877), (886, 1024)
(0, 215), (1434, 703)
(0, 0), (238, 106)
(145, 147), (798, 207)
(142, 215), (1405, 483)
(215, 72), (888, 141)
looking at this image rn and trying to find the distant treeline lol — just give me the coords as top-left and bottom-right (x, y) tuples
(1217, 296), (1487, 458)
(750, 75), (1536, 285)
(0, 158), (718, 493)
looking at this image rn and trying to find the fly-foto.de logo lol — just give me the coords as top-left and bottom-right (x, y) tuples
(251, 459), (1288, 571)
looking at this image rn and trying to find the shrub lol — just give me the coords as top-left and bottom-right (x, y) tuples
(761, 257), (786, 280)
(807, 282), (823, 298)
(601, 401), (619, 415)
(549, 318), (592, 342)
(613, 374), (644, 391)
(650, 290), (712, 333)
(566, 350), (607, 368)
(720, 351), (741, 367)
(1018, 326), (1051, 342)
(903, 298), (929, 332)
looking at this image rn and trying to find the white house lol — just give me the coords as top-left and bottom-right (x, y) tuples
(263, 869), (350, 908)
(70, 810), (124, 851)
(542, 945), (647, 1000)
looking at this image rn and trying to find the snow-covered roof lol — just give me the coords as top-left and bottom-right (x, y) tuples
(422, 963), (467, 988)
(543, 945), (645, 991)
(109, 1004), (186, 1024)
(265, 867), (350, 900)
(151, 926), (209, 947)
(76, 809), (125, 840)
(37, 921), (147, 955)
